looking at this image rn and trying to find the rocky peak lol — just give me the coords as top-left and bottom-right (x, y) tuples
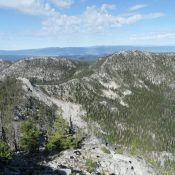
(0, 57), (88, 82)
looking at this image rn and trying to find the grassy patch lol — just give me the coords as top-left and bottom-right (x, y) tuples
(85, 159), (97, 173)
(101, 147), (111, 154)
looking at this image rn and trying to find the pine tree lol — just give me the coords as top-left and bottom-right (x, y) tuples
(0, 140), (11, 159)
(20, 120), (40, 152)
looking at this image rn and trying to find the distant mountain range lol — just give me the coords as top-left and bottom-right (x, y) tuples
(0, 46), (175, 61)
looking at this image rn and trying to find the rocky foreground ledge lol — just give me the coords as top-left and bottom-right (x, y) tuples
(43, 135), (157, 175)
(0, 135), (157, 175)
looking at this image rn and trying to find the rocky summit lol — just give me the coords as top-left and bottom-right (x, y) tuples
(0, 51), (175, 175)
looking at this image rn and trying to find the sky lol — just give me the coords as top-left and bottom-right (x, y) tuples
(0, 0), (175, 50)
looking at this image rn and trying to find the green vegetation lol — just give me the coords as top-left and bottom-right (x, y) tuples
(145, 155), (175, 175)
(19, 114), (78, 153)
(67, 76), (175, 174)
(0, 77), (24, 151)
(0, 77), (77, 154)
(0, 77), (57, 151)
(28, 58), (88, 85)
(47, 117), (76, 151)
(0, 141), (11, 159)
(101, 147), (110, 154)
(73, 81), (175, 153)
(1, 53), (175, 174)
(163, 160), (175, 175)
(85, 159), (97, 173)
(25, 97), (57, 129)
(20, 120), (40, 152)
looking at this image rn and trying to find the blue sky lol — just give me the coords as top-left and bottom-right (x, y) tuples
(0, 0), (174, 50)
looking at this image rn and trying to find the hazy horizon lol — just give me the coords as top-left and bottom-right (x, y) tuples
(1, 45), (175, 51)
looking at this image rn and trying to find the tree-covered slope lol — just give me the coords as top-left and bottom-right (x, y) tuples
(39, 51), (175, 173)
(0, 77), (58, 150)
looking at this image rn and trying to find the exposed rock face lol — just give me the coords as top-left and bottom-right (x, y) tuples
(19, 77), (88, 131)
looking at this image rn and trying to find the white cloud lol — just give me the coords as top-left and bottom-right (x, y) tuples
(124, 12), (164, 24)
(42, 13), (80, 34)
(130, 32), (175, 41)
(50, 0), (74, 8)
(82, 6), (121, 31)
(42, 5), (121, 35)
(42, 5), (164, 35)
(0, 0), (55, 16)
(0, 1), (165, 36)
(101, 3), (116, 12)
(129, 4), (147, 11)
